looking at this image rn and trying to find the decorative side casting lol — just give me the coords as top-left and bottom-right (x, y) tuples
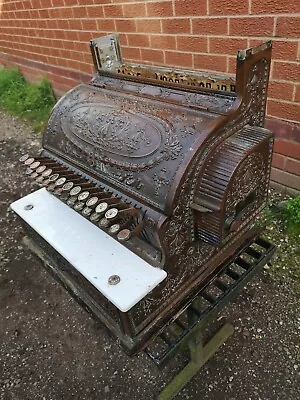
(226, 153), (266, 216)
(159, 52), (272, 299)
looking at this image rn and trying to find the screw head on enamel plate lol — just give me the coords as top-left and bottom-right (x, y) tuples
(108, 275), (120, 285)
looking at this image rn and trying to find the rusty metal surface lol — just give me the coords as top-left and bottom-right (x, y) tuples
(15, 37), (275, 355)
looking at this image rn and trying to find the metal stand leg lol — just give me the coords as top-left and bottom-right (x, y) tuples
(158, 323), (234, 400)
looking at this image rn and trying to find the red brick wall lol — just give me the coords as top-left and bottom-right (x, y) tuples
(0, 0), (299, 193)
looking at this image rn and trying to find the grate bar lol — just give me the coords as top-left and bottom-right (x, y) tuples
(225, 267), (241, 280)
(234, 256), (252, 270)
(244, 247), (261, 259)
(159, 333), (173, 347)
(213, 279), (229, 292)
(201, 291), (218, 304)
(144, 236), (276, 368)
(174, 319), (186, 331)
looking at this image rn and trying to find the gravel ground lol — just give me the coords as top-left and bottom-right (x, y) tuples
(0, 110), (299, 400)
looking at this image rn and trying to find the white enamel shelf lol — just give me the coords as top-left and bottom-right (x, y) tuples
(11, 188), (167, 312)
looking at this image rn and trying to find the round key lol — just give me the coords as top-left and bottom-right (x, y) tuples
(30, 172), (38, 179)
(62, 182), (74, 191)
(117, 229), (131, 241)
(105, 208), (118, 220)
(90, 212), (100, 222)
(42, 169), (52, 177)
(25, 168), (33, 175)
(36, 165), (47, 174)
(108, 224), (120, 235)
(74, 202), (85, 211)
(30, 161), (40, 170)
(99, 218), (110, 228)
(36, 176), (44, 184)
(95, 202), (108, 214)
(47, 183), (56, 192)
(70, 186), (81, 197)
(82, 207), (92, 216)
(78, 191), (90, 202)
(24, 157), (35, 165)
(54, 187), (63, 196)
(42, 178), (51, 186)
(60, 191), (70, 200)
(49, 173), (59, 182)
(55, 177), (67, 187)
(67, 196), (77, 206)
(86, 196), (98, 207)
(19, 154), (29, 162)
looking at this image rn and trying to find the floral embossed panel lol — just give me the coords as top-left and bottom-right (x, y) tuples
(44, 83), (217, 212)
(61, 103), (163, 159)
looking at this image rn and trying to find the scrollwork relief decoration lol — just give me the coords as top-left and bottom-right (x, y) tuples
(161, 56), (271, 291)
(226, 153), (266, 216)
(153, 169), (170, 197)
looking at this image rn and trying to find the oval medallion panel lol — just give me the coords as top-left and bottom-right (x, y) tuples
(61, 102), (163, 160)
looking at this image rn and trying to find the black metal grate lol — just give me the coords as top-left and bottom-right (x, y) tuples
(144, 237), (276, 368)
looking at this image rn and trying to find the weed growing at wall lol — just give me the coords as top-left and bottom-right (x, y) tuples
(0, 67), (56, 131)
(285, 196), (300, 236)
(260, 190), (300, 291)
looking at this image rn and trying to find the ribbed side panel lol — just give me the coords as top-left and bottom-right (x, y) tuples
(195, 125), (273, 246)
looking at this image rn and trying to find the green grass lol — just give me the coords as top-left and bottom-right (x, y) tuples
(0, 67), (56, 131)
(260, 193), (300, 292)
(285, 196), (300, 236)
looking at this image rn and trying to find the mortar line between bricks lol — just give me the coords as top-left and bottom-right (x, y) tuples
(248, 0), (252, 14)
(1, 31), (300, 44)
(268, 96), (300, 104)
(292, 86), (297, 102)
(4, 13), (300, 18)
(273, 16), (277, 37)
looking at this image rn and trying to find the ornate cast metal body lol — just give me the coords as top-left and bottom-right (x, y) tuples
(16, 36), (274, 355)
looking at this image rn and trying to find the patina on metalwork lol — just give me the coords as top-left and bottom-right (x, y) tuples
(15, 35), (275, 356)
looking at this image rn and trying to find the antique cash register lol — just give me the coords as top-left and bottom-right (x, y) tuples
(11, 35), (275, 357)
